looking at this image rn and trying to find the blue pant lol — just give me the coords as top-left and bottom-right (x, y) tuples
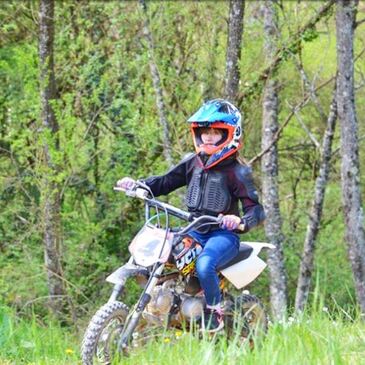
(189, 229), (239, 306)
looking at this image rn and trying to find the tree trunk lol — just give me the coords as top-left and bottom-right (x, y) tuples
(261, 0), (287, 321)
(295, 83), (337, 312)
(140, 0), (173, 167)
(39, 0), (66, 316)
(336, 0), (365, 313)
(224, 0), (245, 104)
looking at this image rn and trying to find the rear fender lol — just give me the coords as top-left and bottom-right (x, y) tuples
(221, 242), (275, 289)
(241, 241), (276, 256)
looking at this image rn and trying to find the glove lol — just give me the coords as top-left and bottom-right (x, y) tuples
(221, 214), (241, 231)
(116, 177), (136, 190)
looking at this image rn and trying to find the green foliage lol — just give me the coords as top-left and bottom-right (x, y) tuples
(0, 0), (365, 328)
(301, 27), (320, 43)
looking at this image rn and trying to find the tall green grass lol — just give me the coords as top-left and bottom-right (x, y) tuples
(121, 310), (365, 365)
(0, 306), (79, 365)
(1, 305), (364, 365)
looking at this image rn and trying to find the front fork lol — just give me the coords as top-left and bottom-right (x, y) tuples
(117, 263), (165, 351)
(107, 256), (135, 303)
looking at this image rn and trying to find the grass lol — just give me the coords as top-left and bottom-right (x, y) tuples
(1, 306), (364, 365)
(0, 306), (79, 365)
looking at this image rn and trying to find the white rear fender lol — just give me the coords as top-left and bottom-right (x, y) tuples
(242, 241), (276, 256)
(220, 241), (275, 289)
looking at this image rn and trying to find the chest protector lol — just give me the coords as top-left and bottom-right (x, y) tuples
(185, 168), (231, 215)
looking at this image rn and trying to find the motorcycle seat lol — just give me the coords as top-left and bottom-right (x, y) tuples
(217, 243), (253, 271)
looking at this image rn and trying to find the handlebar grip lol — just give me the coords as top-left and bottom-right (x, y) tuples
(237, 223), (245, 232)
(217, 215), (245, 232)
(135, 180), (150, 190)
(135, 188), (149, 199)
(113, 186), (148, 199)
(113, 186), (136, 197)
(113, 186), (126, 192)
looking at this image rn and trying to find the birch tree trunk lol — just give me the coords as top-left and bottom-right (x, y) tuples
(140, 0), (173, 166)
(261, 0), (287, 320)
(295, 84), (337, 312)
(39, 0), (66, 315)
(224, 0), (245, 104)
(336, 0), (365, 313)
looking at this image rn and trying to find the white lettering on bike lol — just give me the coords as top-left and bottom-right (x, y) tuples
(176, 246), (202, 271)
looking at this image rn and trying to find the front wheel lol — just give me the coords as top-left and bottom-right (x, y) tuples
(81, 301), (129, 365)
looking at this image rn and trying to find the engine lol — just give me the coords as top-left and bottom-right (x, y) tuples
(180, 295), (205, 321)
(143, 285), (176, 325)
(143, 280), (205, 325)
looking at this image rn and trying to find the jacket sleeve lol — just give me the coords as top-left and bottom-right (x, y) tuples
(233, 165), (266, 232)
(141, 154), (194, 197)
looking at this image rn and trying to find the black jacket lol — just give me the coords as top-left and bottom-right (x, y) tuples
(143, 153), (265, 233)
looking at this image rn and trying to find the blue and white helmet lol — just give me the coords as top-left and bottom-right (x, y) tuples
(187, 99), (242, 168)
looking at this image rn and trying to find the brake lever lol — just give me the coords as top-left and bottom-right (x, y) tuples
(135, 180), (151, 190)
(113, 186), (134, 195)
(113, 186), (127, 192)
(113, 186), (148, 199)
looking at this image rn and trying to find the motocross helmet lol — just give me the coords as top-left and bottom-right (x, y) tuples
(187, 99), (242, 168)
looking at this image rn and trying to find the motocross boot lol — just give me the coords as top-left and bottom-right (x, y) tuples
(201, 306), (224, 333)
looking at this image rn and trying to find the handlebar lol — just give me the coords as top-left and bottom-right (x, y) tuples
(114, 183), (191, 221)
(113, 181), (245, 232)
(176, 215), (222, 236)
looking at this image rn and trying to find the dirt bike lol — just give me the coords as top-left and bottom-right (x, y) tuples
(81, 181), (274, 365)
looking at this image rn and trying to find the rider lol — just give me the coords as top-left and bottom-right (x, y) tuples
(117, 99), (265, 333)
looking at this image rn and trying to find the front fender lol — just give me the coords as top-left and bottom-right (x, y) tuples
(106, 263), (149, 286)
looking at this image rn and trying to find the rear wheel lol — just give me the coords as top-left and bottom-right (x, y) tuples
(224, 294), (268, 344)
(239, 294), (267, 339)
(81, 301), (129, 365)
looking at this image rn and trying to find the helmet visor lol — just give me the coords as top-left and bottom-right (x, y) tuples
(194, 127), (228, 147)
(191, 122), (234, 155)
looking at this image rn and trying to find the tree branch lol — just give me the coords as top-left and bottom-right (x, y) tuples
(248, 75), (334, 165)
(238, 0), (335, 104)
(355, 18), (365, 28)
(288, 100), (321, 148)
